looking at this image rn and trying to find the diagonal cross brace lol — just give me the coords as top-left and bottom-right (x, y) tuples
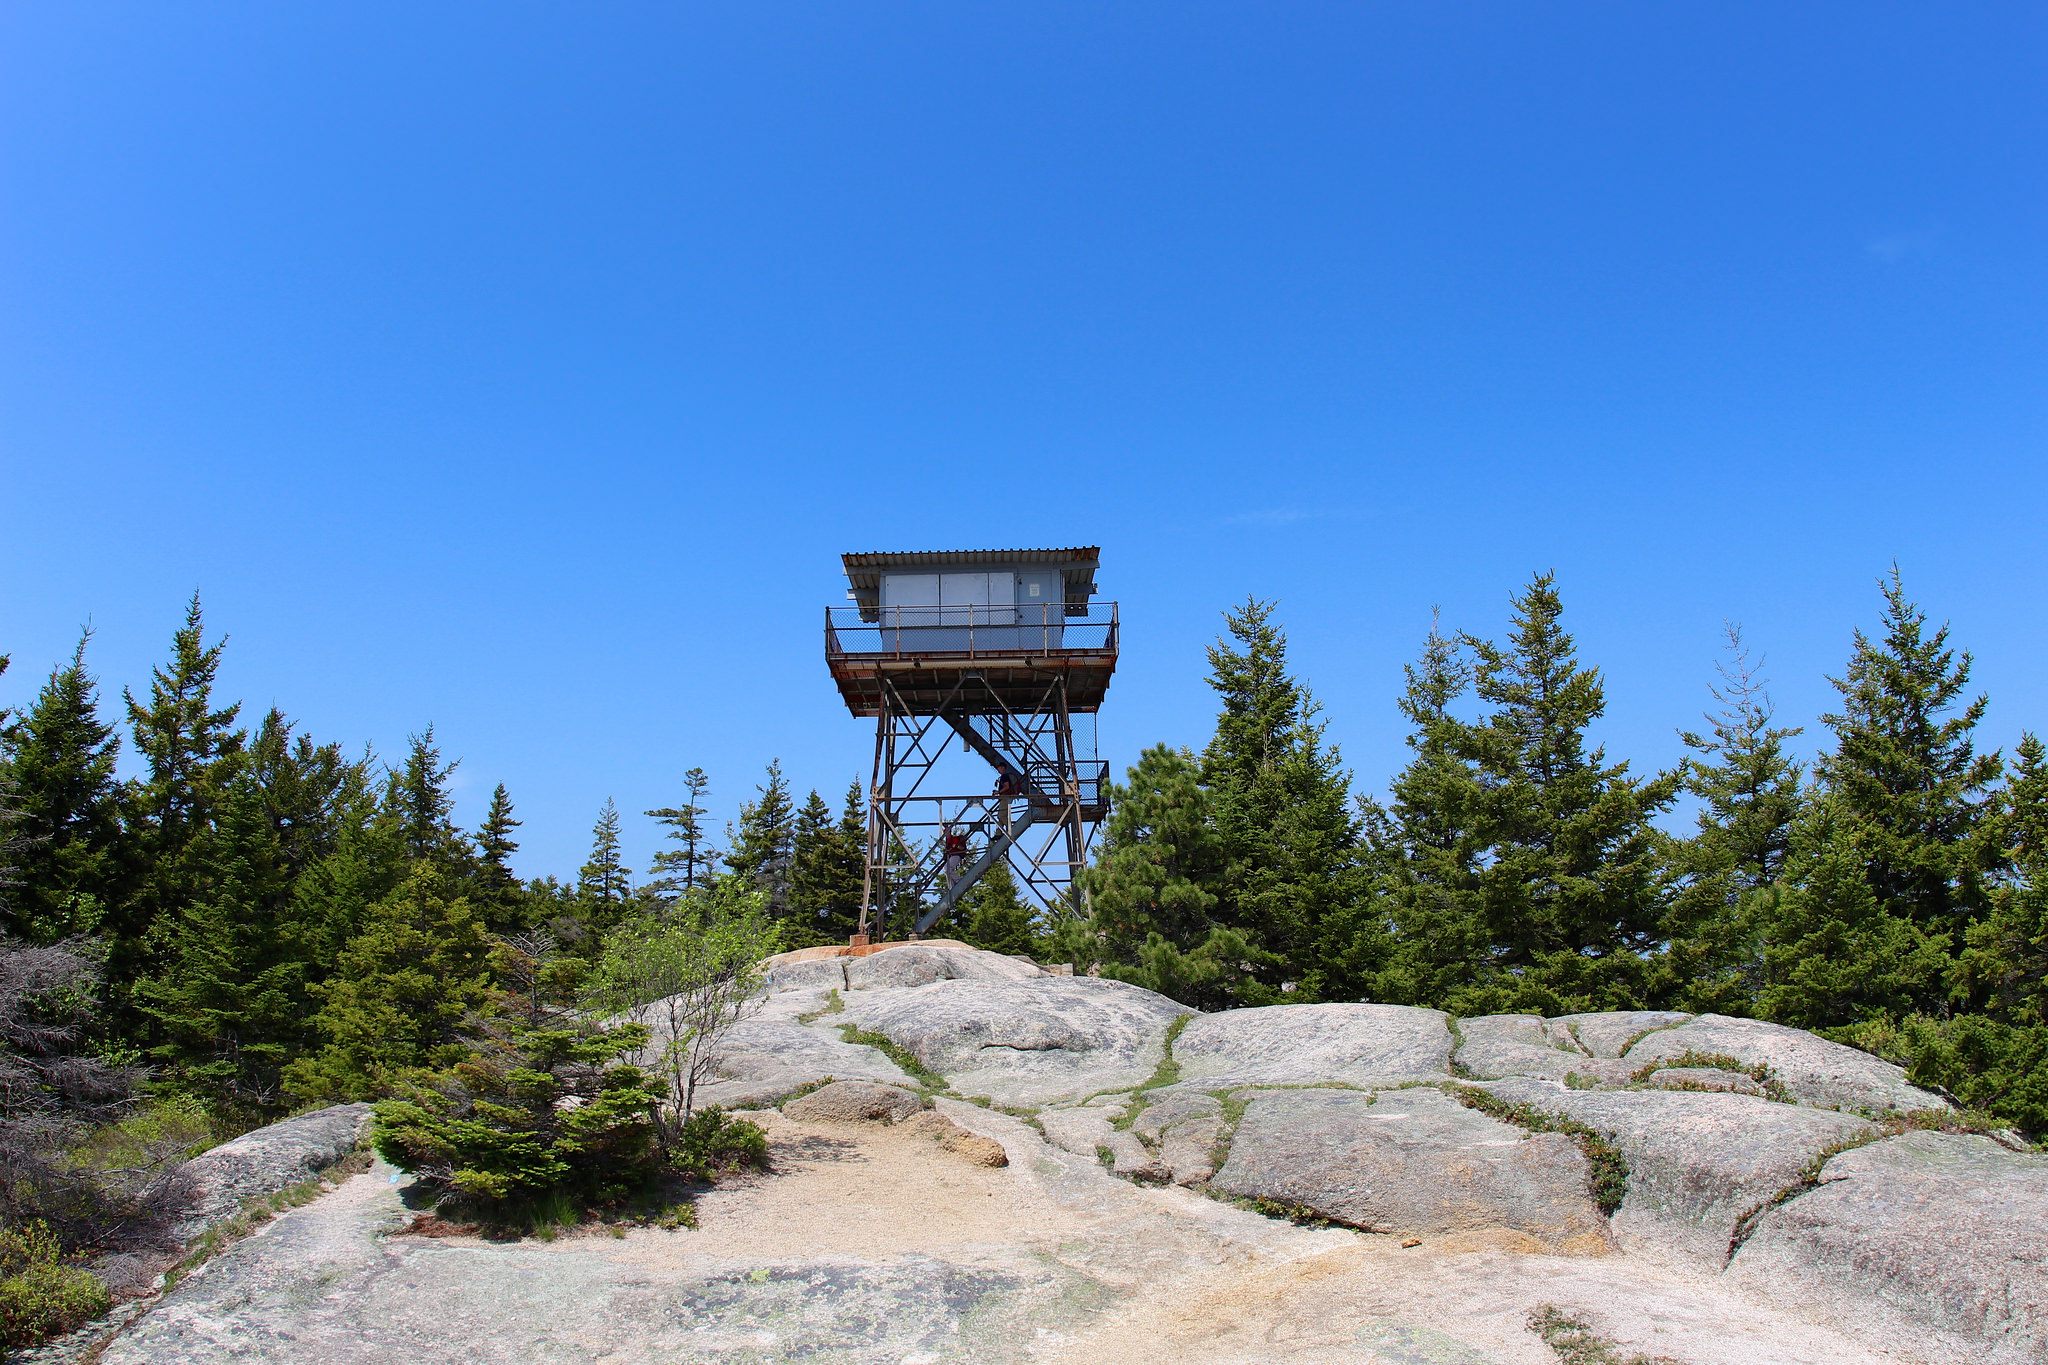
(914, 806), (1044, 936)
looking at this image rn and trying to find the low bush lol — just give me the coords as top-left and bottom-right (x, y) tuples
(372, 1016), (670, 1228)
(671, 1106), (768, 1182)
(0, 1221), (111, 1349)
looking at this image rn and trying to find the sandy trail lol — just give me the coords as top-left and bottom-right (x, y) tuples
(91, 1103), (1909, 1365)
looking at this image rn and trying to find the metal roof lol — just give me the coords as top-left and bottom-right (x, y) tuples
(840, 547), (1100, 612)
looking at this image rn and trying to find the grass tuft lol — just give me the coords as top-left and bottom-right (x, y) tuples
(1527, 1304), (1678, 1365)
(1446, 1086), (1628, 1214)
(838, 1024), (946, 1089)
(796, 988), (846, 1026)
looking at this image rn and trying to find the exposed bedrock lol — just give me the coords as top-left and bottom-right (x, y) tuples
(835, 975), (1187, 1105)
(1169, 1002), (1454, 1089)
(1210, 1088), (1610, 1254)
(1473, 1077), (1880, 1269)
(1617, 1012), (1943, 1113)
(1728, 1131), (2048, 1365)
(172, 1103), (373, 1242)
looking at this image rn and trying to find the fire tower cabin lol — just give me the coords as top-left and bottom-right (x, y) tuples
(824, 548), (1118, 943)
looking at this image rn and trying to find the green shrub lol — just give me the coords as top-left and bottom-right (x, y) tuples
(372, 1018), (669, 1223)
(1833, 1014), (2048, 1136)
(0, 1221), (111, 1349)
(672, 1107), (769, 1182)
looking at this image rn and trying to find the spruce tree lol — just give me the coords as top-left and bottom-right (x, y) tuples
(785, 787), (856, 948)
(5, 633), (124, 942)
(473, 783), (526, 932)
(1903, 733), (2048, 1131)
(1661, 626), (1807, 1010)
(285, 862), (494, 1103)
(957, 859), (1040, 959)
(131, 773), (312, 1112)
(118, 594), (246, 999)
(727, 761), (795, 922)
(1814, 568), (2001, 934)
(388, 728), (465, 870)
(247, 709), (362, 882)
(1325, 615), (1482, 1005)
(574, 798), (633, 938)
(1199, 600), (1358, 993)
(1455, 573), (1681, 1013)
(1750, 794), (1953, 1029)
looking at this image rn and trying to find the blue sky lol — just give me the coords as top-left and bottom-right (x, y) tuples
(4, 4), (2045, 879)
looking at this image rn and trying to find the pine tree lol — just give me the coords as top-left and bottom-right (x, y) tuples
(1199, 600), (1358, 994)
(1070, 744), (1266, 1009)
(1454, 573), (1681, 1013)
(727, 761), (795, 922)
(131, 773), (313, 1112)
(574, 799), (633, 937)
(4, 632), (124, 942)
(285, 862), (494, 1103)
(957, 860), (1040, 959)
(473, 783), (525, 932)
(118, 594), (246, 1000)
(1814, 567), (2001, 935)
(645, 767), (716, 901)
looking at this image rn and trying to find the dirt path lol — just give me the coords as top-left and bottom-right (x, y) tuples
(95, 1103), (1910, 1365)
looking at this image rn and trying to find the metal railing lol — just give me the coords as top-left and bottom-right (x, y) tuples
(826, 601), (1118, 658)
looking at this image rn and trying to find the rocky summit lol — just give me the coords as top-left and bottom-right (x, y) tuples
(59, 943), (2048, 1365)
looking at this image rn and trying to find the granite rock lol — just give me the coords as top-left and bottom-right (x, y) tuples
(1729, 1131), (2048, 1365)
(1211, 1088), (1609, 1253)
(1621, 1013), (1943, 1113)
(1171, 1003), (1453, 1090)
(1475, 1077), (1878, 1269)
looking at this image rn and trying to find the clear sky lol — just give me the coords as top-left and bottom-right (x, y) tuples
(4, 4), (2045, 880)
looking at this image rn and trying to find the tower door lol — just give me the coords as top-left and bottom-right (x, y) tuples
(1016, 571), (1063, 650)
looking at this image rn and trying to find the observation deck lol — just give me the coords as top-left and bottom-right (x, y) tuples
(824, 600), (1119, 717)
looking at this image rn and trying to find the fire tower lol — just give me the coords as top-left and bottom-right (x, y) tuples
(825, 548), (1118, 942)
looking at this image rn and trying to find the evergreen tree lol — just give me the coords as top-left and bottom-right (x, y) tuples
(1325, 615), (1481, 1005)
(1070, 744), (1266, 1009)
(786, 787), (863, 948)
(286, 787), (405, 979)
(1749, 794), (1954, 1029)
(472, 783), (526, 932)
(118, 594), (246, 999)
(1660, 626), (1807, 1011)
(1965, 734), (2048, 1026)
(1453, 573), (1681, 1013)
(285, 862), (494, 1103)
(574, 799), (633, 937)
(247, 709), (362, 883)
(0, 656), (26, 932)
(1814, 567), (2001, 935)
(956, 860), (1040, 959)
(131, 773), (312, 1112)
(726, 760), (795, 922)
(1199, 600), (1358, 994)
(388, 728), (465, 870)
(4, 632), (123, 942)
(645, 768), (716, 898)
